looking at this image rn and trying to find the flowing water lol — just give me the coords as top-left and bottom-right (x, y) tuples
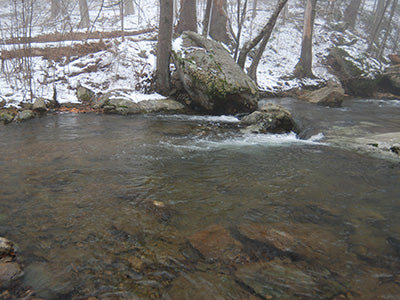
(0, 98), (400, 299)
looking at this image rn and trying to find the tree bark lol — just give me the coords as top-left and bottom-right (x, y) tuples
(378, 0), (397, 57)
(233, 0), (248, 60)
(156, 0), (174, 96)
(51, 0), (60, 18)
(209, 0), (230, 44)
(124, 0), (134, 15)
(368, 0), (391, 51)
(344, 0), (362, 29)
(247, 0), (288, 81)
(176, 0), (197, 34)
(78, 0), (90, 28)
(294, 0), (317, 78)
(202, 0), (213, 36)
(237, 0), (288, 69)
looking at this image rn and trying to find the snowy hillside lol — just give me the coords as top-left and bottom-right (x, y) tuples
(0, 0), (394, 107)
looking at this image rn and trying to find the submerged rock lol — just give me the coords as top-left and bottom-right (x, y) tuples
(234, 260), (317, 300)
(172, 31), (259, 114)
(0, 262), (23, 289)
(188, 224), (245, 263)
(239, 103), (296, 134)
(298, 81), (345, 107)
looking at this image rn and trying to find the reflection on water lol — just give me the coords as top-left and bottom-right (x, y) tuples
(0, 103), (400, 299)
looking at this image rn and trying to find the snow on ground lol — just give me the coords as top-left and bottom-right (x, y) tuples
(0, 0), (388, 107)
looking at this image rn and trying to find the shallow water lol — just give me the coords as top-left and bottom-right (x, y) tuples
(0, 99), (400, 299)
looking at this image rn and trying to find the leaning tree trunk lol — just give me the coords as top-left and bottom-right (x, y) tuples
(378, 0), (397, 58)
(247, 0), (289, 82)
(156, 0), (174, 96)
(294, 0), (317, 78)
(78, 0), (90, 28)
(344, 0), (362, 29)
(237, 0), (288, 69)
(368, 0), (391, 52)
(176, 0), (197, 34)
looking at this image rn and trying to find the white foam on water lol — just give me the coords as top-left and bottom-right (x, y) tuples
(161, 131), (326, 152)
(157, 114), (240, 123)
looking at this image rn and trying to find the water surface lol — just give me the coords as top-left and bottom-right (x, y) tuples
(0, 99), (399, 299)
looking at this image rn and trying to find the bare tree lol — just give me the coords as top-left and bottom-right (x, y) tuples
(124, 0), (134, 15)
(294, 0), (317, 78)
(202, 0), (230, 43)
(237, 0), (288, 69)
(247, 0), (289, 81)
(78, 0), (90, 28)
(51, 0), (61, 18)
(344, 0), (362, 30)
(378, 0), (398, 57)
(156, 0), (174, 95)
(368, 0), (391, 52)
(176, 0), (197, 34)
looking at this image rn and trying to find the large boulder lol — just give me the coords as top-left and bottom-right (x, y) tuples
(172, 31), (259, 114)
(32, 97), (47, 112)
(383, 64), (400, 94)
(326, 47), (381, 96)
(239, 103), (296, 134)
(298, 81), (345, 107)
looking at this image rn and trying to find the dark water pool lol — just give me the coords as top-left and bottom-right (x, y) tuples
(0, 99), (400, 299)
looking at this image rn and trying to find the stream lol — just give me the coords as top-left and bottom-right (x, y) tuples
(0, 98), (399, 299)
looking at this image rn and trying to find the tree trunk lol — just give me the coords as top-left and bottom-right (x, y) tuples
(156, 0), (174, 96)
(368, 0), (391, 51)
(247, 0), (288, 81)
(208, 0), (230, 44)
(233, 0), (248, 60)
(51, 0), (60, 18)
(176, 0), (197, 34)
(237, 0), (288, 69)
(78, 0), (90, 28)
(124, 0), (134, 15)
(202, 0), (212, 36)
(294, 0), (317, 78)
(252, 0), (257, 18)
(378, 0), (397, 57)
(344, 0), (362, 29)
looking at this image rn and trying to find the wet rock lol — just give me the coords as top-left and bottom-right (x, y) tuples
(32, 98), (47, 113)
(17, 110), (34, 121)
(355, 132), (400, 156)
(234, 260), (317, 300)
(104, 98), (141, 115)
(0, 262), (23, 289)
(76, 86), (95, 105)
(237, 222), (296, 253)
(327, 47), (381, 96)
(172, 31), (259, 114)
(240, 103), (296, 134)
(0, 112), (15, 125)
(0, 237), (14, 257)
(298, 81), (345, 107)
(23, 262), (75, 299)
(165, 271), (261, 300)
(188, 224), (245, 263)
(138, 99), (186, 114)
